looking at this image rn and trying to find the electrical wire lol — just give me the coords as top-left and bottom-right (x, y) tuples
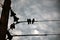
(15, 20), (60, 24)
(11, 34), (60, 37)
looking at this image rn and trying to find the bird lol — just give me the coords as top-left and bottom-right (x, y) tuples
(32, 18), (35, 24)
(27, 19), (31, 24)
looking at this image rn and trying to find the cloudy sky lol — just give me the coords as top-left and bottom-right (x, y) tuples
(0, 0), (60, 40)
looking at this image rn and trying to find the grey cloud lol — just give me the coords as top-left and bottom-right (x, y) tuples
(0, 0), (59, 40)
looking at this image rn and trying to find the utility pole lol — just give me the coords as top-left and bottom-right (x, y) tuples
(0, 0), (11, 40)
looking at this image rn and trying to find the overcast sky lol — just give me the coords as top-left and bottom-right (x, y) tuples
(0, 0), (60, 40)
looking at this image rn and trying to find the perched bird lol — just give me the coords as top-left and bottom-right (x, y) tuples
(32, 18), (35, 24)
(27, 19), (31, 24)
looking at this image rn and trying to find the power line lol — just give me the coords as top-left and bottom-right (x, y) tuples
(6, 33), (60, 40)
(15, 20), (60, 24)
(12, 34), (60, 37)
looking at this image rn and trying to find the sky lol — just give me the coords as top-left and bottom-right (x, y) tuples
(0, 0), (60, 40)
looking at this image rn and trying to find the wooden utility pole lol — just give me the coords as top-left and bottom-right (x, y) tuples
(0, 0), (11, 40)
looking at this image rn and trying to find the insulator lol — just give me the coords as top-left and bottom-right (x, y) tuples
(13, 16), (19, 22)
(10, 23), (15, 30)
(10, 10), (16, 17)
(7, 35), (13, 40)
(7, 30), (13, 40)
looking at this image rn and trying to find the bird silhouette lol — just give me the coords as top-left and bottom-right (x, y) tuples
(27, 19), (31, 24)
(32, 18), (35, 24)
